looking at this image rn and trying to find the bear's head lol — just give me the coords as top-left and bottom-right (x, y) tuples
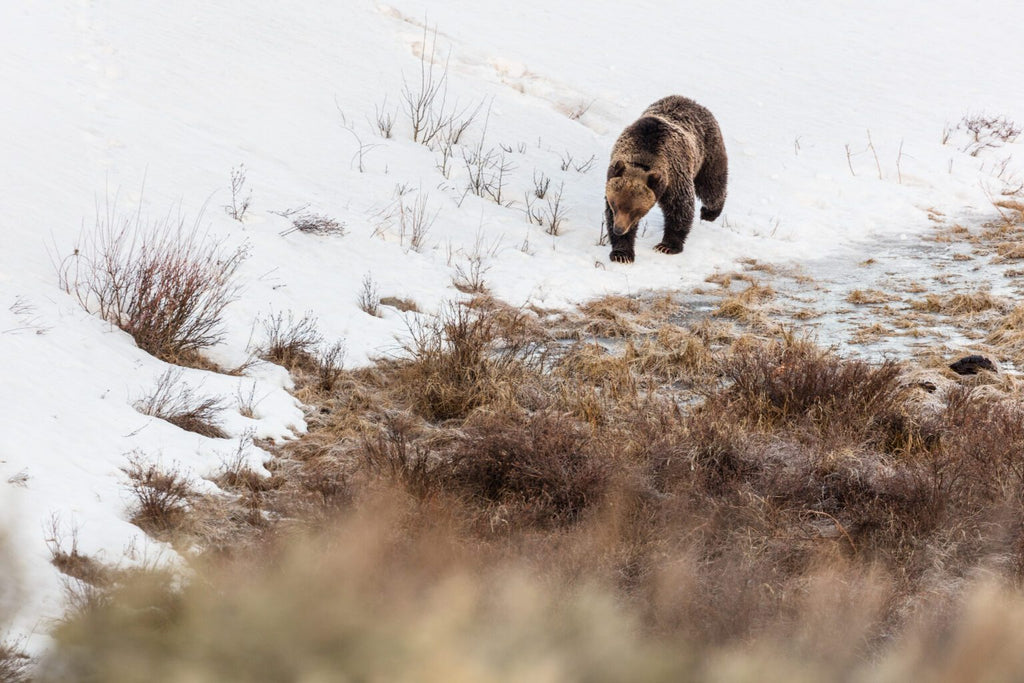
(605, 160), (665, 235)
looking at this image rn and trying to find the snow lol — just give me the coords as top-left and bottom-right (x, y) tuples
(1, 0), (1022, 653)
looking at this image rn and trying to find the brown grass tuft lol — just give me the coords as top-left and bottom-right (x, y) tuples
(379, 296), (420, 313)
(911, 290), (1006, 315)
(135, 368), (227, 438)
(395, 303), (534, 422)
(259, 311), (322, 372)
(121, 455), (193, 538)
(847, 289), (896, 305)
(714, 282), (775, 323)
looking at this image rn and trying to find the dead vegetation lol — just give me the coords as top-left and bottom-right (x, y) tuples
(36, 191), (1024, 678)
(279, 212), (346, 237)
(39, 281), (1024, 681)
(910, 290), (1007, 315)
(0, 641), (30, 683)
(57, 202), (246, 362)
(847, 288), (896, 305)
(121, 456), (194, 540)
(135, 368), (227, 438)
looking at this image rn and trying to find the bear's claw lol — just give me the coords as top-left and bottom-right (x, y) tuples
(610, 250), (635, 263)
(654, 242), (683, 254)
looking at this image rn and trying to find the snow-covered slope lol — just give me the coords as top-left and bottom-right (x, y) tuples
(2, 0), (1022, 651)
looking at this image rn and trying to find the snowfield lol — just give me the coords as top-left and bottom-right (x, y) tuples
(1, 0), (1022, 652)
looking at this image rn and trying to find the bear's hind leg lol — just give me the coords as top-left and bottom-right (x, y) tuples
(695, 153), (727, 222)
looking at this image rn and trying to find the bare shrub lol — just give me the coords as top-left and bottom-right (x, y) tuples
(0, 640), (30, 683)
(543, 181), (567, 236)
(716, 337), (905, 445)
(452, 255), (489, 294)
(400, 24), (481, 148)
(235, 381), (260, 419)
(532, 170), (551, 199)
(372, 96), (397, 138)
(362, 413), (435, 499)
(216, 438), (277, 495)
(462, 146), (514, 206)
(952, 114), (1021, 156)
(559, 150), (596, 173)
(224, 165), (252, 222)
(57, 203), (246, 361)
(259, 311), (323, 371)
(316, 341), (347, 393)
(391, 188), (436, 252)
(279, 212), (346, 237)
(397, 303), (531, 421)
(45, 518), (114, 588)
(451, 231), (498, 294)
(447, 410), (608, 528)
(434, 107), (481, 178)
(337, 109), (380, 173)
(358, 274), (381, 317)
(526, 194), (567, 232)
(121, 455), (192, 536)
(135, 368), (228, 438)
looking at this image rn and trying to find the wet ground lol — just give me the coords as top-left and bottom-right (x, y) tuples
(684, 209), (1024, 373)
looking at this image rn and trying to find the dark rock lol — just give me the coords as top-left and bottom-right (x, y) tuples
(949, 355), (996, 376)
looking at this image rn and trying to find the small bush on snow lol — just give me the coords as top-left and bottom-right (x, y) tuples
(57, 203), (246, 361)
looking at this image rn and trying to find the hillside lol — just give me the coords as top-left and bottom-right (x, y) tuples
(2, 0), (1023, 668)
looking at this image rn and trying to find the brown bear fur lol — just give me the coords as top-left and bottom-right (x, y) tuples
(605, 96), (728, 263)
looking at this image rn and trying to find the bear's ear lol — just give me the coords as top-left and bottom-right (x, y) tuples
(607, 159), (626, 179)
(646, 171), (666, 197)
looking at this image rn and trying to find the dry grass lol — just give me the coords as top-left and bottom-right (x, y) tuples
(847, 288), (897, 305)
(259, 310), (321, 370)
(986, 304), (1024, 366)
(121, 456), (193, 539)
(379, 296), (420, 313)
(576, 294), (648, 338)
(40, 286), (1024, 681)
(714, 281), (776, 325)
(393, 302), (536, 422)
(996, 241), (1024, 260)
(910, 290), (1006, 315)
(851, 322), (889, 345)
(705, 270), (755, 289)
(624, 325), (714, 383)
(135, 368), (227, 438)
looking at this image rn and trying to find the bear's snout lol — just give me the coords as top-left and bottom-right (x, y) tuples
(612, 216), (634, 235)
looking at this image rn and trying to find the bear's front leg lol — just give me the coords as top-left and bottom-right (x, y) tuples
(606, 200), (636, 263)
(654, 186), (695, 255)
(609, 229), (637, 263)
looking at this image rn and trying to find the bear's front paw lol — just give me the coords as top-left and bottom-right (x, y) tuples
(610, 250), (635, 264)
(654, 242), (683, 255)
(700, 206), (722, 222)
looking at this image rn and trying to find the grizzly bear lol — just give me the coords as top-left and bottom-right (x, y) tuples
(605, 95), (728, 263)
